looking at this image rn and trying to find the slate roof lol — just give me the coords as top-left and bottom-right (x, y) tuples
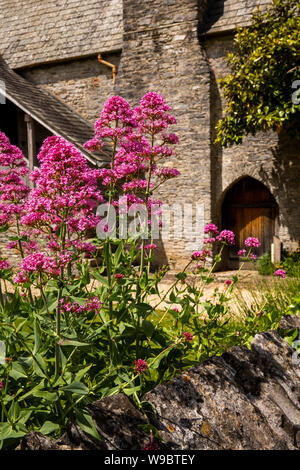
(0, 58), (108, 166)
(200, 0), (272, 36)
(0, 0), (123, 69)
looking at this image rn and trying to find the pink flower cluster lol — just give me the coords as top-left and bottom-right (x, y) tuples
(216, 230), (235, 245)
(22, 136), (103, 235)
(0, 259), (11, 271)
(84, 93), (180, 232)
(191, 249), (211, 261)
(183, 331), (193, 342)
(134, 358), (148, 375)
(59, 296), (102, 315)
(139, 243), (157, 251)
(14, 251), (74, 282)
(204, 223), (219, 235)
(244, 237), (261, 248)
(0, 131), (30, 227)
(273, 269), (286, 278)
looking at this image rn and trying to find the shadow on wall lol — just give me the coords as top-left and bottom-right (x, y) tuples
(198, 0), (225, 35)
(259, 129), (300, 249)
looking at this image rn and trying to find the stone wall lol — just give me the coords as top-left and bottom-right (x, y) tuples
(205, 35), (300, 253)
(115, 0), (211, 269)
(199, 0), (271, 35)
(21, 53), (121, 125)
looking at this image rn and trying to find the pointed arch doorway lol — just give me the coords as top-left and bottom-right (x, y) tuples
(221, 177), (278, 268)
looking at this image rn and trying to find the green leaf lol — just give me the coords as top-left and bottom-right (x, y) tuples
(75, 409), (101, 441)
(32, 390), (58, 402)
(32, 354), (47, 378)
(0, 423), (26, 441)
(142, 320), (155, 338)
(8, 401), (20, 422)
(61, 381), (89, 395)
(113, 243), (123, 267)
(74, 364), (93, 382)
(9, 362), (28, 380)
(33, 318), (41, 355)
(59, 338), (90, 347)
(40, 421), (60, 435)
(92, 272), (109, 287)
(0, 223), (9, 233)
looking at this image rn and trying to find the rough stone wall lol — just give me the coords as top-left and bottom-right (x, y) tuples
(115, 0), (211, 269)
(205, 35), (300, 253)
(0, 0), (123, 69)
(200, 0), (271, 35)
(21, 54), (121, 125)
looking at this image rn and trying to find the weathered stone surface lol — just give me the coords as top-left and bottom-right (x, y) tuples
(144, 329), (300, 449)
(58, 394), (150, 450)
(279, 314), (300, 333)
(19, 317), (300, 450)
(20, 432), (60, 450)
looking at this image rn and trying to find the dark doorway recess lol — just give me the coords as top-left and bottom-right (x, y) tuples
(222, 177), (278, 268)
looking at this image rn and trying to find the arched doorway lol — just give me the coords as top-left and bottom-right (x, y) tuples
(222, 177), (278, 268)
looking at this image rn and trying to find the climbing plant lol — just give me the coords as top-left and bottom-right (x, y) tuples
(216, 0), (300, 147)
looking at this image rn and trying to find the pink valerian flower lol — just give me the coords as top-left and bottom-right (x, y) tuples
(225, 280), (232, 286)
(250, 254), (257, 261)
(203, 237), (216, 245)
(244, 237), (261, 248)
(204, 223), (219, 235)
(59, 296), (102, 315)
(71, 241), (97, 258)
(273, 269), (287, 278)
(216, 230), (235, 245)
(85, 93), (179, 238)
(154, 167), (180, 179)
(134, 359), (148, 375)
(17, 251), (74, 279)
(122, 179), (154, 192)
(83, 297), (102, 313)
(22, 136), (103, 233)
(13, 271), (30, 284)
(162, 132), (179, 145)
(0, 131), (30, 225)
(139, 243), (157, 251)
(238, 249), (247, 256)
(183, 332), (193, 342)
(59, 298), (83, 315)
(84, 96), (137, 151)
(0, 259), (11, 271)
(134, 92), (177, 135)
(115, 273), (125, 279)
(0, 381), (3, 390)
(191, 249), (211, 261)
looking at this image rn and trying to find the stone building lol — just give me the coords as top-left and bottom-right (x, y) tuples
(0, 0), (299, 269)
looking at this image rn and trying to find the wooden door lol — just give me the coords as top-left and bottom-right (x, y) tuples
(222, 177), (278, 267)
(228, 206), (276, 258)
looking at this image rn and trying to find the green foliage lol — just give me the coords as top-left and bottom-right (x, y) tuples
(216, 0), (300, 147)
(282, 250), (300, 278)
(255, 252), (275, 275)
